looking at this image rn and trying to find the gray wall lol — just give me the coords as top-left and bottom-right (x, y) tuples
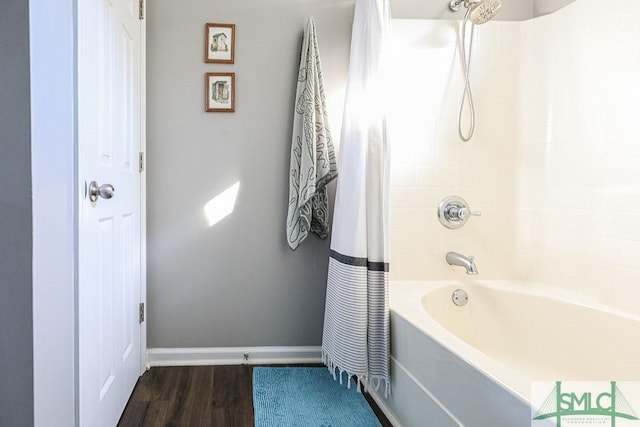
(0, 0), (34, 425)
(532, 0), (576, 17)
(392, 0), (534, 20)
(392, 0), (578, 20)
(147, 0), (354, 348)
(146, 0), (577, 349)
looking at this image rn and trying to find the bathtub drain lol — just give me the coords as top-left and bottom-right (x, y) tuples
(452, 289), (469, 306)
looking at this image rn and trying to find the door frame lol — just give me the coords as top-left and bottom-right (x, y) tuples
(30, 0), (147, 425)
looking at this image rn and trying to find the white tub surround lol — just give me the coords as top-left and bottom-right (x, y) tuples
(389, 0), (640, 315)
(374, 281), (640, 426)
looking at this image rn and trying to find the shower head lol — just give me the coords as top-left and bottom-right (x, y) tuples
(449, 0), (502, 25)
(468, 0), (501, 24)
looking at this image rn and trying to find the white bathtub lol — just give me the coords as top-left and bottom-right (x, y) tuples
(373, 280), (640, 426)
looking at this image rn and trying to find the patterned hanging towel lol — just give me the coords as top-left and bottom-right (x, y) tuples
(321, 0), (391, 397)
(286, 17), (337, 250)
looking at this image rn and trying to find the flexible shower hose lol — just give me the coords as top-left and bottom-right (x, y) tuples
(458, 8), (475, 142)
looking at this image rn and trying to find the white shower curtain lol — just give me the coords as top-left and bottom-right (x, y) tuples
(321, 0), (391, 395)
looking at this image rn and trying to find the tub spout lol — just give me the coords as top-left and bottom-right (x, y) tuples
(446, 251), (478, 275)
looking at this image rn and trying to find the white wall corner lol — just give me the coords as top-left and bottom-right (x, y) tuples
(30, 0), (77, 425)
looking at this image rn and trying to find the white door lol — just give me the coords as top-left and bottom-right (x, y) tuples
(78, 0), (144, 425)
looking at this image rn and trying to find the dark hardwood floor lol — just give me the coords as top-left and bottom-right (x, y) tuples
(118, 365), (392, 427)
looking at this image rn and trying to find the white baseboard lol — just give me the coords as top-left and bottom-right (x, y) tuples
(146, 346), (322, 367)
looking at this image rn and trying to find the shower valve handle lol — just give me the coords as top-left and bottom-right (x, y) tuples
(447, 206), (481, 221)
(438, 196), (481, 229)
(457, 207), (482, 221)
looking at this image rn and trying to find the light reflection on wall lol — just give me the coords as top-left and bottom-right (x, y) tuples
(203, 181), (240, 227)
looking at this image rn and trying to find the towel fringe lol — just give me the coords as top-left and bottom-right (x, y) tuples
(321, 350), (391, 398)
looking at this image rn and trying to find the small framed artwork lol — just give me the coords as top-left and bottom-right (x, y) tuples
(205, 23), (235, 64)
(205, 72), (235, 112)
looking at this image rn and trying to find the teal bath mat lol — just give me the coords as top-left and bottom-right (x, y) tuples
(253, 367), (381, 427)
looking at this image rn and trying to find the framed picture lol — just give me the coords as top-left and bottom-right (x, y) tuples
(205, 23), (235, 64)
(205, 72), (235, 112)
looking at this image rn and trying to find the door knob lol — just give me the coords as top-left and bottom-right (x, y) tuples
(88, 181), (115, 202)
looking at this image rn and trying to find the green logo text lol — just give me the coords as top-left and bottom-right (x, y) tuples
(533, 381), (638, 427)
